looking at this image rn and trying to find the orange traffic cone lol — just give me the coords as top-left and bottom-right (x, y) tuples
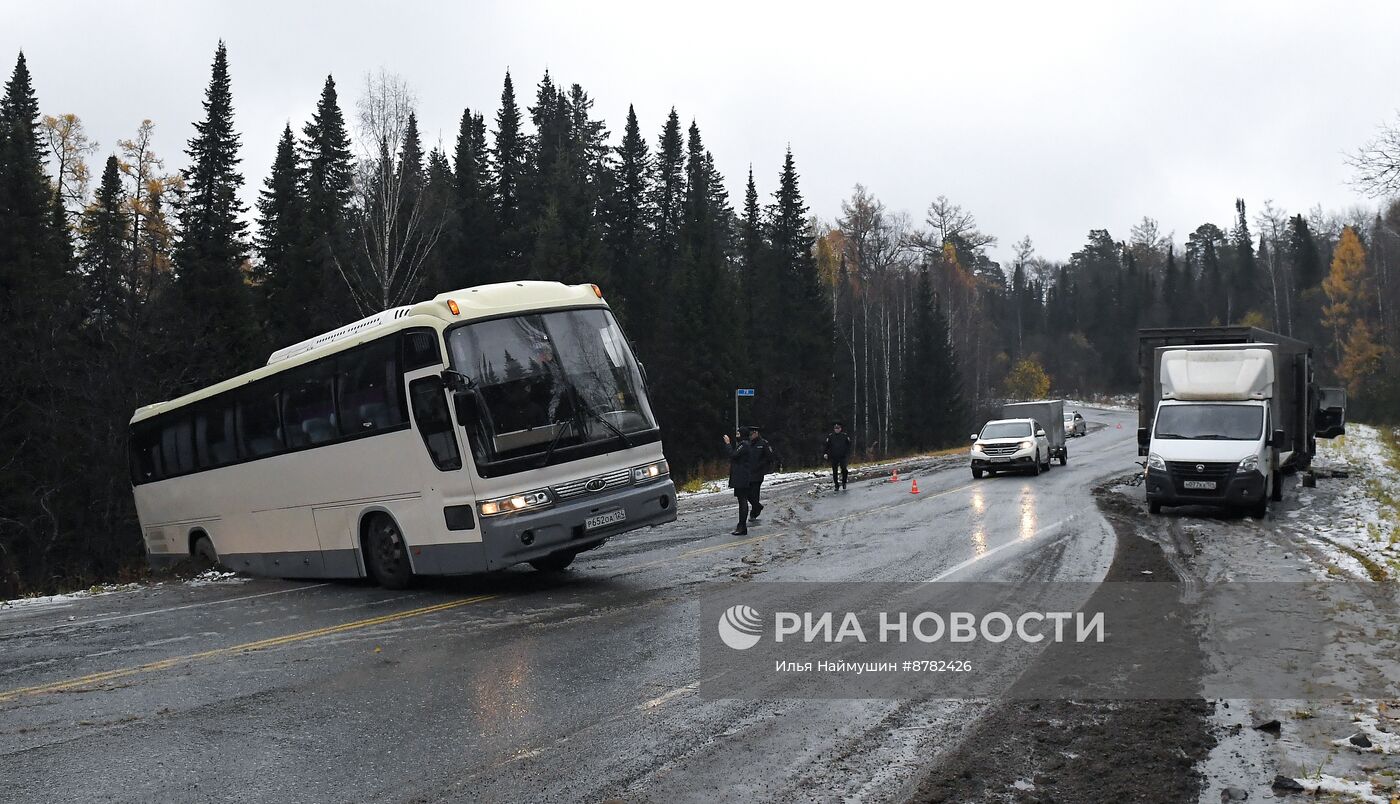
(891, 469), (900, 483)
(910, 478), (920, 494)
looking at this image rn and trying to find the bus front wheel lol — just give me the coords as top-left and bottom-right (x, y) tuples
(192, 534), (219, 567)
(529, 551), (576, 572)
(365, 515), (414, 590)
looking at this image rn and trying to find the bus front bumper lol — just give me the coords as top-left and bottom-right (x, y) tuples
(417, 479), (677, 574)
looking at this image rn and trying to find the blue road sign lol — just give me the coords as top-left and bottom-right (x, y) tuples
(736, 388), (756, 397)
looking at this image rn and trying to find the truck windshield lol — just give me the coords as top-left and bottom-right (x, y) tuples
(1154, 405), (1263, 441)
(447, 308), (657, 467)
(981, 422), (1032, 439)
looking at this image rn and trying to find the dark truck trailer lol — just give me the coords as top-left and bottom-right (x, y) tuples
(1137, 326), (1333, 470)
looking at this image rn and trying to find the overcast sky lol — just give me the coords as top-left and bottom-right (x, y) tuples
(6, 0), (1399, 264)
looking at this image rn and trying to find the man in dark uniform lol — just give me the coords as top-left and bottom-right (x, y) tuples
(723, 426), (763, 535)
(747, 426), (777, 521)
(823, 422), (851, 490)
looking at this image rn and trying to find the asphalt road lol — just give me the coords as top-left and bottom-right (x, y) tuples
(0, 407), (1140, 803)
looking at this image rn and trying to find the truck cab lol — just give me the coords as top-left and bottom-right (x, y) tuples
(1145, 398), (1281, 517)
(970, 418), (1051, 479)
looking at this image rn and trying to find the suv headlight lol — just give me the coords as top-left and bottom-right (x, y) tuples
(1238, 455), (1259, 472)
(633, 459), (670, 483)
(1147, 452), (1166, 471)
(1018, 440), (1034, 450)
(971, 443), (984, 453)
(479, 489), (553, 517)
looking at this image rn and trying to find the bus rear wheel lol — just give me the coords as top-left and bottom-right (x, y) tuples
(365, 515), (413, 590)
(529, 551), (576, 572)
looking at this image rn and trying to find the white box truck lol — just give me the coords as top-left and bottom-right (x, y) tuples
(1142, 344), (1296, 517)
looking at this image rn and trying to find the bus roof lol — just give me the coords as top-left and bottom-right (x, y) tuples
(131, 281), (605, 425)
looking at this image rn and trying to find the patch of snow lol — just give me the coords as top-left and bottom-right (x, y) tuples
(186, 569), (246, 587)
(1332, 711), (1400, 755)
(1302, 424), (1400, 580)
(1061, 395), (1136, 412)
(679, 469), (830, 498)
(0, 582), (141, 610)
(1297, 772), (1390, 803)
(1011, 779), (1036, 792)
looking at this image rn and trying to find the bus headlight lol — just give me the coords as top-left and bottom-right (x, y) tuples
(633, 460), (670, 483)
(479, 490), (553, 517)
(1147, 453), (1166, 471)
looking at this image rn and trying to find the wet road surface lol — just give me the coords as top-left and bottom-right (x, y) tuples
(0, 408), (1140, 803)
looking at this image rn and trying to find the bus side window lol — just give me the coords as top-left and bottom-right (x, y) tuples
(195, 399), (237, 469)
(337, 338), (406, 436)
(409, 377), (462, 471)
(402, 329), (441, 371)
(161, 416), (195, 477)
(282, 362), (337, 447)
(237, 384), (283, 459)
(130, 424), (163, 484)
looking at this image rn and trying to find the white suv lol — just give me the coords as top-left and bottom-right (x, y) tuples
(970, 418), (1051, 479)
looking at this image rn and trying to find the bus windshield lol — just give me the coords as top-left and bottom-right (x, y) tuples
(447, 308), (657, 468)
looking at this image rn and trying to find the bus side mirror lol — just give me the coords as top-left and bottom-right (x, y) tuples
(452, 389), (481, 428)
(441, 369), (473, 393)
(1137, 426), (1149, 456)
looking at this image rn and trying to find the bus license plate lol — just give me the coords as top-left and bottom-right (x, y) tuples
(1184, 480), (1216, 490)
(586, 509), (626, 530)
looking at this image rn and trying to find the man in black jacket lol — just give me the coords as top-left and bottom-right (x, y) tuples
(724, 426), (764, 535)
(823, 422), (851, 490)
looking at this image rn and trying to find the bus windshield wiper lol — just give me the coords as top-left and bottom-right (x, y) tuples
(573, 392), (633, 449)
(538, 411), (575, 468)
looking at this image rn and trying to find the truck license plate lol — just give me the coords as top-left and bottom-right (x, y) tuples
(1183, 480), (1216, 490)
(586, 509), (626, 530)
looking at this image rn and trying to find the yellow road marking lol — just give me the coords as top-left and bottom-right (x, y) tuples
(0, 594), (496, 703)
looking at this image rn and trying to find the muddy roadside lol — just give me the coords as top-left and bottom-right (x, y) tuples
(906, 476), (1216, 803)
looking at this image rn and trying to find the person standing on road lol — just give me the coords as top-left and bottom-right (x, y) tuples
(823, 422), (851, 490)
(723, 427), (762, 535)
(748, 426), (777, 519)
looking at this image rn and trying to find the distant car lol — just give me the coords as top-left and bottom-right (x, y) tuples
(1064, 412), (1087, 437)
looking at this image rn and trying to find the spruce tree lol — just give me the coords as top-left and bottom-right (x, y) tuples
(601, 104), (651, 325)
(299, 75), (356, 332)
(763, 148), (831, 464)
(650, 109), (684, 270)
(451, 108), (494, 287)
(420, 146), (455, 296)
(0, 52), (81, 596)
(491, 72), (526, 276)
(256, 124), (305, 344)
(1231, 198), (1257, 320)
(83, 155), (131, 323)
(173, 42), (257, 386)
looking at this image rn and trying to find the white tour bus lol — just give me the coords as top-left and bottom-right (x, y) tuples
(130, 281), (676, 588)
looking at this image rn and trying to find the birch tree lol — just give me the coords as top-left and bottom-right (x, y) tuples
(347, 70), (447, 313)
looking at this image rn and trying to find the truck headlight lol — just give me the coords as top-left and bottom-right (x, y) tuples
(633, 459), (669, 483)
(1238, 455), (1259, 473)
(479, 489), (553, 517)
(1147, 453), (1166, 471)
